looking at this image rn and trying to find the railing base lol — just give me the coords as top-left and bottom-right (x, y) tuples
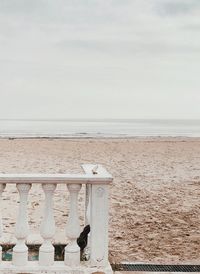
(0, 261), (113, 274)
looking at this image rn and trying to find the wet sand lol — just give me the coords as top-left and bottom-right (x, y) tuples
(0, 138), (200, 264)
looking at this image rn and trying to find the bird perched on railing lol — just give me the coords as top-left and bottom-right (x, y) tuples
(77, 225), (90, 251)
(92, 165), (99, 174)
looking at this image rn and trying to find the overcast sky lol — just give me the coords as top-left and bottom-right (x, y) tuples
(0, 0), (200, 120)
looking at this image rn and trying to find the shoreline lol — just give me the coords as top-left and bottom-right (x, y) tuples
(1, 119), (199, 139)
(0, 135), (200, 141)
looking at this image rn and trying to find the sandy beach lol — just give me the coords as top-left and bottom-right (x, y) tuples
(0, 137), (200, 264)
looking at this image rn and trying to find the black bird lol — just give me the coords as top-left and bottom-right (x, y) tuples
(77, 225), (90, 251)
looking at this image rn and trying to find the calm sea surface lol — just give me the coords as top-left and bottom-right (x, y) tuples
(0, 119), (199, 138)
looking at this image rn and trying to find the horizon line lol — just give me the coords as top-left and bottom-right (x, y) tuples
(0, 118), (200, 122)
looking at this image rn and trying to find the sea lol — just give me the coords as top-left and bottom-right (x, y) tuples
(0, 119), (199, 138)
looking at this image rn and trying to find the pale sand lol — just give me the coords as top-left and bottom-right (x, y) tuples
(0, 138), (200, 264)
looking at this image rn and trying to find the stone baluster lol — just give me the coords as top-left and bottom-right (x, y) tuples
(13, 183), (31, 266)
(39, 183), (57, 266)
(0, 184), (6, 262)
(65, 184), (82, 266)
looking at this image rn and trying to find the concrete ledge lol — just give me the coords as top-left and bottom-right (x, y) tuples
(0, 261), (113, 274)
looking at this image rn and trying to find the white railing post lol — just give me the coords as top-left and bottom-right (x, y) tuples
(82, 164), (110, 267)
(0, 183), (6, 262)
(82, 165), (94, 260)
(39, 183), (56, 266)
(13, 183), (31, 266)
(65, 183), (81, 266)
(85, 184), (91, 226)
(84, 184), (91, 260)
(90, 184), (109, 266)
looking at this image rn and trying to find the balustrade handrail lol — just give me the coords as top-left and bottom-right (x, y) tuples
(0, 164), (112, 184)
(0, 173), (112, 184)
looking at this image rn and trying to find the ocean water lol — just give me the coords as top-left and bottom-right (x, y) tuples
(0, 119), (199, 138)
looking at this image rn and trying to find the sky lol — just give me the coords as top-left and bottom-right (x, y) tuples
(0, 0), (200, 120)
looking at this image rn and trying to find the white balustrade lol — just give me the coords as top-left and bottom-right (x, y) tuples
(13, 183), (31, 266)
(0, 184), (5, 262)
(65, 183), (82, 266)
(39, 183), (56, 266)
(0, 165), (113, 274)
